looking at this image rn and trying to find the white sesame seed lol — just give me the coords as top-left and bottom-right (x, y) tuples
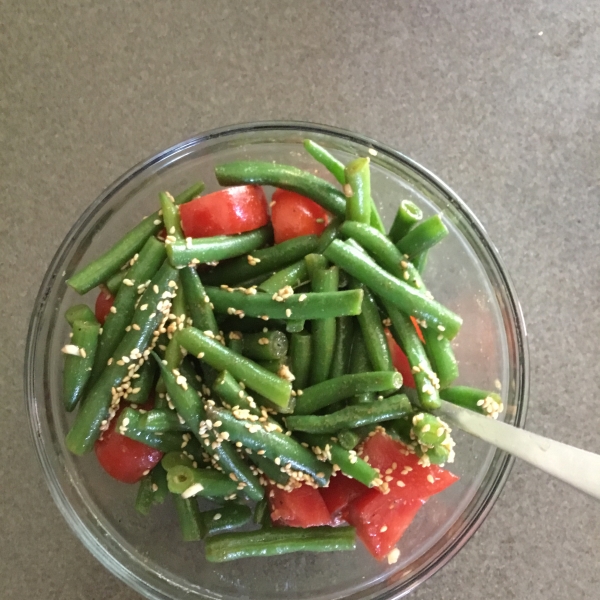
(387, 548), (400, 564)
(181, 483), (204, 499)
(110, 306), (117, 314)
(285, 308), (292, 317)
(427, 474), (435, 484)
(213, 513), (222, 521)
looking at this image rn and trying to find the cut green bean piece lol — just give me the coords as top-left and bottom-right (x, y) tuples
(205, 526), (356, 562)
(396, 214), (448, 258)
(151, 463), (169, 503)
(337, 429), (362, 450)
(353, 282), (394, 373)
(215, 161), (347, 217)
(176, 327), (292, 408)
(285, 319), (305, 333)
(62, 319), (100, 411)
(104, 270), (127, 295)
(382, 300), (441, 411)
(124, 359), (156, 405)
(65, 304), (97, 326)
(242, 330), (288, 361)
(200, 503), (253, 538)
(388, 200), (423, 243)
(207, 406), (331, 486)
(135, 475), (156, 516)
(303, 139), (346, 185)
(345, 158), (371, 224)
(173, 494), (205, 541)
(413, 251), (428, 274)
(67, 183), (203, 295)
(90, 236), (167, 384)
(309, 265), (339, 385)
(439, 386), (504, 419)
(167, 464), (239, 498)
(286, 394), (412, 434)
(253, 498), (271, 527)
(227, 335), (244, 355)
(202, 235), (319, 287)
(66, 261), (178, 455)
(329, 316), (356, 379)
(159, 191), (184, 240)
(324, 240), (462, 338)
(316, 216), (343, 253)
(212, 370), (261, 416)
(180, 267), (219, 333)
(167, 226), (273, 267)
(422, 326), (459, 389)
(256, 358), (286, 374)
(294, 371), (402, 415)
(289, 331), (312, 391)
(174, 182), (205, 205)
(205, 287), (363, 321)
(348, 328), (375, 405)
(138, 409), (191, 432)
(162, 451), (197, 471)
(258, 260), (309, 294)
(250, 453), (291, 486)
(301, 433), (380, 486)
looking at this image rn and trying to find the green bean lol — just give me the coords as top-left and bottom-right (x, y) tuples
(422, 326), (459, 389)
(155, 324), (185, 398)
(167, 464), (239, 498)
(167, 226), (273, 267)
(159, 191), (184, 240)
(258, 260), (309, 294)
(345, 158), (371, 224)
(396, 214), (448, 258)
(179, 268), (219, 333)
(171, 282), (186, 320)
(301, 433), (380, 487)
(62, 319), (101, 411)
(249, 453), (291, 486)
(382, 300), (441, 410)
(388, 200), (423, 243)
(205, 286), (363, 321)
(353, 282), (394, 372)
(207, 406), (331, 486)
(294, 371), (402, 415)
(64, 304), (97, 326)
(162, 451), (197, 471)
(324, 240), (462, 338)
(201, 235), (319, 287)
(176, 327), (292, 408)
(285, 319), (305, 333)
(309, 265), (339, 385)
(411, 412), (449, 446)
(387, 414), (414, 445)
(316, 216), (343, 253)
(124, 359), (156, 405)
(135, 474), (156, 516)
(104, 270), (127, 295)
(67, 183), (203, 294)
(90, 237), (167, 384)
(215, 161), (347, 217)
(368, 199), (386, 234)
(286, 394), (411, 434)
(154, 354), (265, 500)
(256, 358), (286, 374)
(439, 386), (504, 418)
(348, 329), (375, 405)
(66, 261), (178, 455)
(336, 429), (362, 450)
(226, 333), (245, 355)
(173, 182), (205, 205)
(138, 409), (191, 432)
(151, 463), (169, 503)
(303, 139), (346, 185)
(289, 331), (312, 391)
(205, 526), (356, 562)
(253, 498), (271, 527)
(340, 221), (425, 290)
(212, 370), (261, 415)
(115, 409), (191, 453)
(173, 494), (205, 541)
(178, 356), (204, 392)
(241, 330), (288, 361)
(329, 316), (356, 379)
(200, 503), (253, 538)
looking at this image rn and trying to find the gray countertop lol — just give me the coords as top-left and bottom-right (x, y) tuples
(2, 1), (599, 598)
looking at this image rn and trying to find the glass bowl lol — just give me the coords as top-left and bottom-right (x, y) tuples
(25, 121), (528, 600)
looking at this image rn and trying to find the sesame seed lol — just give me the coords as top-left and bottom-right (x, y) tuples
(387, 548), (400, 564)
(427, 474), (435, 484)
(258, 337), (269, 345)
(110, 306), (117, 314)
(213, 513), (222, 521)
(285, 308), (292, 317)
(368, 148), (378, 156)
(181, 483), (204, 499)
(140, 304), (148, 311)
(396, 480), (405, 487)
(343, 183), (352, 197)
(380, 525), (388, 533)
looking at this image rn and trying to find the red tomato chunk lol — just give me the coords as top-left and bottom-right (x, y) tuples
(385, 328), (416, 388)
(180, 185), (269, 238)
(319, 473), (369, 524)
(268, 484), (332, 528)
(271, 189), (329, 244)
(95, 288), (115, 325)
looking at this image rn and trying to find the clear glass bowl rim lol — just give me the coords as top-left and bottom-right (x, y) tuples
(24, 120), (529, 600)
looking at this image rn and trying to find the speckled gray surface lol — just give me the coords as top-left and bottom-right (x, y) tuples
(2, 1), (599, 598)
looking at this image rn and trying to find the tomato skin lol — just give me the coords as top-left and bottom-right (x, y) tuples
(269, 484), (332, 528)
(361, 432), (459, 499)
(180, 185), (268, 238)
(385, 328), (416, 388)
(319, 474), (369, 523)
(94, 404), (162, 484)
(346, 490), (425, 559)
(95, 288), (115, 325)
(410, 316), (425, 343)
(270, 189), (329, 244)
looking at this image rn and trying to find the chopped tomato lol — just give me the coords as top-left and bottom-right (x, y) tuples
(346, 490), (425, 559)
(319, 474), (369, 523)
(94, 401), (162, 484)
(361, 432), (459, 500)
(410, 316), (425, 343)
(385, 328), (416, 388)
(95, 288), (115, 325)
(270, 189), (329, 244)
(180, 185), (269, 238)
(269, 484), (332, 528)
